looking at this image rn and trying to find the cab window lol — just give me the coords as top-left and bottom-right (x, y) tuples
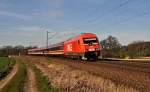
(83, 38), (97, 44)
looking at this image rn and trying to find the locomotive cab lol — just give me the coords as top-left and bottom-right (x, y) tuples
(82, 37), (100, 60)
(64, 33), (101, 60)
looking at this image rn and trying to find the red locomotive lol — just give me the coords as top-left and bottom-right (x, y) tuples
(28, 33), (100, 60)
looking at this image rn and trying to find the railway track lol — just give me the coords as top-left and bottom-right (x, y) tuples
(48, 57), (150, 92)
(59, 58), (150, 73)
(98, 60), (150, 68)
(93, 60), (150, 73)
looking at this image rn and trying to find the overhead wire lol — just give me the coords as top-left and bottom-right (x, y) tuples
(98, 10), (150, 30)
(64, 0), (112, 29)
(40, 0), (148, 44)
(68, 0), (135, 31)
(44, 0), (113, 41)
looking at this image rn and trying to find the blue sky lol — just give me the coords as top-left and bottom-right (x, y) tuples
(0, 0), (150, 47)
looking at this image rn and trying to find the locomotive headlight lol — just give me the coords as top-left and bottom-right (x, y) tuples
(89, 48), (95, 51)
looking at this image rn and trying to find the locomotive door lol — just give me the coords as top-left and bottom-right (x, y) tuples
(77, 40), (81, 52)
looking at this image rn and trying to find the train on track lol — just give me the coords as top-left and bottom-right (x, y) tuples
(28, 33), (101, 60)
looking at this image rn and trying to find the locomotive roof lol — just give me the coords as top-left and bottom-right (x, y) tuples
(65, 32), (97, 42)
(67, 32), (96, 39)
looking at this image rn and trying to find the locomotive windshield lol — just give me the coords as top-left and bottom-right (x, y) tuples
(83, 38), (97, 44)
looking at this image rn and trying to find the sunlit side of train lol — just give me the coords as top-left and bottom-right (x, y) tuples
(28, 33), (101, 60)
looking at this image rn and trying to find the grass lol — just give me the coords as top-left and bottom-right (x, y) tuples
(0, 57), (15, 80)
(32, 65), (58, 92)
(0, 57), (10, 69)
(0, 60), (27, 92)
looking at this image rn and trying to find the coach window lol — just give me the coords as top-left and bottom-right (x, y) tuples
(78, 40), (80, 45)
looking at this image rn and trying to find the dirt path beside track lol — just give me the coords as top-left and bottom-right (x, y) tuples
(19, 56), (39, 92)
(0, 56), (39, 92)
(0, 62), (18, 90)
(24, 67), (38, 92)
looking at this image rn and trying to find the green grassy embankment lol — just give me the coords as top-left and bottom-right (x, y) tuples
(0, 57), (15, 80)
(32, 65), (58, 92)
(0, 59), (26, 92)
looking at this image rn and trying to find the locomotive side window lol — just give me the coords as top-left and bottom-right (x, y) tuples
(83, 38), (97, 44)
(78, 40), (80, 45)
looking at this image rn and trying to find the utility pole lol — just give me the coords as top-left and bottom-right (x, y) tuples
(46, 31), (49, 48)
(46, 31), (57, 48)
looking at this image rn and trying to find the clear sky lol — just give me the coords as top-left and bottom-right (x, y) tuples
(0, 0), (150, 47)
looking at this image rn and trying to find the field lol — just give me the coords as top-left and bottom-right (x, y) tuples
(0, 56), (150, 92)
(0, 57), (15, 80)
(0, 57), (10, 69)
(0, 59), (26, 92)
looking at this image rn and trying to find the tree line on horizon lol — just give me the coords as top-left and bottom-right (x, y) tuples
(0, 45), (36, 57)
(100, 35), (150, 58)
(0, 36), (150, 58)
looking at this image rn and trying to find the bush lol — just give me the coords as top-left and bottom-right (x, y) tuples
(0, 57), (15, 80)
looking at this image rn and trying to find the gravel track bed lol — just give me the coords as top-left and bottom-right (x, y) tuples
(97, 60), (150, 72)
